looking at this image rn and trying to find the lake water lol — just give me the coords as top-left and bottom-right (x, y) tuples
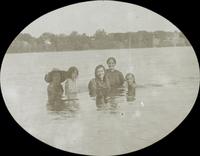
(0, 47), (199, 155)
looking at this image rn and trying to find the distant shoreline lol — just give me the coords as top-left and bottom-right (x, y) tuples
(6, 46), (192, 54)
(6, 30), (190, 53)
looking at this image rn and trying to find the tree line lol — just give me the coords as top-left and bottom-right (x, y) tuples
(7, 29), (190, 53)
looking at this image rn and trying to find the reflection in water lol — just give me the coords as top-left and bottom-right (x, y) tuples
(95, 87), (136, 113)
(46, 87), (137, 119)
(46, 99), (79, 119)
(46, 85), (138, 119)
(127, 96), (136, 102)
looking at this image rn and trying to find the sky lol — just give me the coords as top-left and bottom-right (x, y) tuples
(22, 1), (180, 37)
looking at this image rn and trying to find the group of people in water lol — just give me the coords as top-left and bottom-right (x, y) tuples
(44, 57), (136, 110)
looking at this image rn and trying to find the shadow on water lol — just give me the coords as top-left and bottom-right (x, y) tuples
(46, 99), (80, 119)
(137, 83), (164, 88)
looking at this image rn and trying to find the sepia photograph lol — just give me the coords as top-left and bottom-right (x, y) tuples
(0, 1), (199, 155)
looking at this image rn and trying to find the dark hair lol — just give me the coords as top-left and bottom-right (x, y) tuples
(106, 57), (116, 64)
(125, 73), (135, 81)
(44, 69), (66, 83)
(66, 66), (79, 79)
(95, 65), (106, 79)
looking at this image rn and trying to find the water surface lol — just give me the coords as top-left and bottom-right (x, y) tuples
(1, 47), (199, 155)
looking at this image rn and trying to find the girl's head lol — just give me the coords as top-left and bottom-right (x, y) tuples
(106, 57), (116, 71)
(125, 73), (135, 85)
(45, 68), (66, 84)
(95, 65), (106, 80)
(67, 66), (79, 80)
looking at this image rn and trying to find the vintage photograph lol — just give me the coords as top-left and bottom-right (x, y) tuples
(0, 1), (199, 155)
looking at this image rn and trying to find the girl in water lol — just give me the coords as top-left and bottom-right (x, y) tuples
(64, 66), (79, 100)
(125, 73), (136, 101)
(105, 57), (125, 96)
(44, 68), (66, 104)
(88, 65), (111, 109)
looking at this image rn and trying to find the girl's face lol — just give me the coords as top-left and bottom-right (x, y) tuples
(96, 67), (105, 80)
(107, 59), (116, 71)
(126, 75), (134, 85)
(71, 71), (78, 80)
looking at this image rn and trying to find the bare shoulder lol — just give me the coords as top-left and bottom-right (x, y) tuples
(88, 78), (96, 87)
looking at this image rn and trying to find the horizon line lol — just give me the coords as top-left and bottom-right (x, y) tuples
(21, 29), (181, 38)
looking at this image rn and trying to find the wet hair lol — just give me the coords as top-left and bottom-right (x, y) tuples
(95, 65), (106, 79)
(106, 57), (116, 64)
(125, 73), (135, 81)
(45, 69), (66, 83)
(66, 66), (79, 79)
